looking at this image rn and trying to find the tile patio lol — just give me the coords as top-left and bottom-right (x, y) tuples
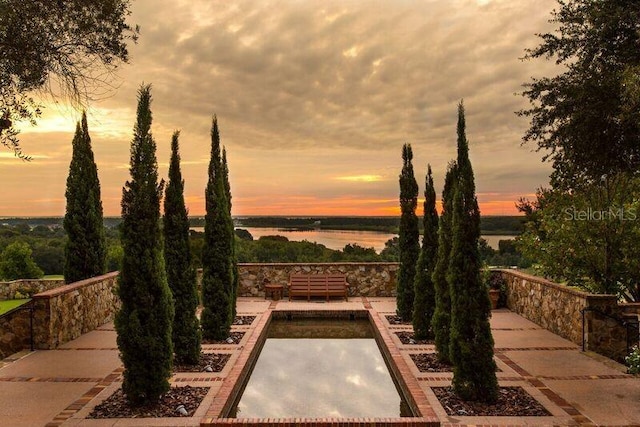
(0, 297), (637, 426)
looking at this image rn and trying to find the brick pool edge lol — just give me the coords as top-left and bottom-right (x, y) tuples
(200, 308), (440, 427)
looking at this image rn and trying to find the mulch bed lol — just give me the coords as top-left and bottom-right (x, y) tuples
(89, 386), (209, 418)
(173, 353), (230, 373)
(395, 331), (435, 345)
(410, 353), (453, 372)
(432, 386), (550, 416)
(202, 331), (245, 345)
(386, 315), (412, 325)
(411, 353), (501, 372)
(233, 315), (256, 325)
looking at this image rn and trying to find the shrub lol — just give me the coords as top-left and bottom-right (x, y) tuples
(626, 346), (640, 375)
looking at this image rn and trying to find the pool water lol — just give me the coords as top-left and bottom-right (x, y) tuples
(232, 319), (411, 418)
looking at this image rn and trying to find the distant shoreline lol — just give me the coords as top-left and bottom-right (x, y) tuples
(1, 215), (524, 235)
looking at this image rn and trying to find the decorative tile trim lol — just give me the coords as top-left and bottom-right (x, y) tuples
(201, 417), (438, 427)
(0, 376), (103, 383)
(44, 366), (123, 427)
(496, 346), (578, 351)
(495, 352), (595, 425)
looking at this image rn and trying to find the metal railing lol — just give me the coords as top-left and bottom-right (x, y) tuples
(581, 307), (640, 356)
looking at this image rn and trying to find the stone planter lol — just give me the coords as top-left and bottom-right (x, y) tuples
(489, 289), (500, 310)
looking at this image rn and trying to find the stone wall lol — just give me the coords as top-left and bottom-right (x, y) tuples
(0, 278), (64, 300)
(494, 269), (631, 362)
(31, 272), (120, 349)
(0, 303), (32, 359)
(198, 263), (400, 297)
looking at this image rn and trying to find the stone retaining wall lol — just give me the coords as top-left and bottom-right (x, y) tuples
(8, 264), (633, 362)
(31, 272), (120, 349)
(0, 278), (64, 300)
(0, 304), (32, 359)
(494, 269), (632, 362)
(198, 263), (400, 297)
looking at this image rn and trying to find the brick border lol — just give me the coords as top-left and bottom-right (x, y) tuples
(204, 309), (272, 419)
(44, 366), (123, 427)
(495, 352), (595, 425)
(0, 376), (103, 382)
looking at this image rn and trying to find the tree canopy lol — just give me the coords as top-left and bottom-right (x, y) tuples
(0, 241), (43, 280)
(0, 0), (137, 158)
(517, 0), (640, 302)
(519, 0), (640, 189)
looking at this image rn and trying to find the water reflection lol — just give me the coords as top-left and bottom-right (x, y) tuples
(232, 319), (411, 418)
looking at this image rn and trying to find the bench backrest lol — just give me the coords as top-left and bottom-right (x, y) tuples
(289, 274), (347, 290)
(326, 275), (347, 290)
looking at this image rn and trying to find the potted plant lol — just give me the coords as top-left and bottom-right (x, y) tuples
(486, 271), (505, 310)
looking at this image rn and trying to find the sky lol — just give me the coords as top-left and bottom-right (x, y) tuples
(1, 0), (561, 217)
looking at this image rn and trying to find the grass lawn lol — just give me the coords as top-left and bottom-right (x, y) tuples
(0, 299), (31, 315)
(43, 275), (64, 280)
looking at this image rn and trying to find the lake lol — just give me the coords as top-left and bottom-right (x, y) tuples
(192, 226), (515, 252)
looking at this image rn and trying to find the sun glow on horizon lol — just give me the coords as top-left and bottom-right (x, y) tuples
(335, 175), (384, 183)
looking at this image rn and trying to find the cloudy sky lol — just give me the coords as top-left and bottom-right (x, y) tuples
(2, 0), (560, 217)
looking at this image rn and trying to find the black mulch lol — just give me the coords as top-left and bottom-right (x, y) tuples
(410, 353), (453, 372)
(432, 386), (550, 417)
(233, 315), (256, 325)
(395, 331), (435, 345)
(202, 331), (245, 345)
(173, 352), (230, 373)
(386, 315), (412, 325)
(88, 386), (209, 418)
(411, 353), (501, 373)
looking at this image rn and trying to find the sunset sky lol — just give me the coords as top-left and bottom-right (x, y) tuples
(1, 0), (560, 217)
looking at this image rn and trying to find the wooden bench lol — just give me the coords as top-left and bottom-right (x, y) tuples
(288, 274), (349, 301)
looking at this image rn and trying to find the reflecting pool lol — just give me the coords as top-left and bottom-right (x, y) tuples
(232, 319), (411, 418)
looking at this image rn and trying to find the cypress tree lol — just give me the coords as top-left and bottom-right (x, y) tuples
(448, 101), (498, 402)
(412, 165), (438, 340)
(201, 116), (234, 340)
(164, 131), (201, 365)
(63, 111), (106, 283)
(115, 85), (174, 406)
(222, 147), (238, 319)
(432, 161), (457, 363)
(397, 144), (420, 321)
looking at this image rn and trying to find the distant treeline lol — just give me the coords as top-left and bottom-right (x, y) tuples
(0, 215), (525, 235)
(0, 221), (530, 279)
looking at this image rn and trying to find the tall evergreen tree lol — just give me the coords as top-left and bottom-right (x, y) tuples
(115, 85), (174, 406)
(412, 165), (439, 340)
(448, 101), (498, 402)
(63, 112), (106, 283)
(396, 144), (420, 321)
(164, 131), (201, 365)
(201, 116), (234, 340)
(222, 147), (239, 319)
(432, 161), (457, 363)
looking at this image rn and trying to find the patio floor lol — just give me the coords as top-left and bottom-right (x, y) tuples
(0, 297), (638, 426)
